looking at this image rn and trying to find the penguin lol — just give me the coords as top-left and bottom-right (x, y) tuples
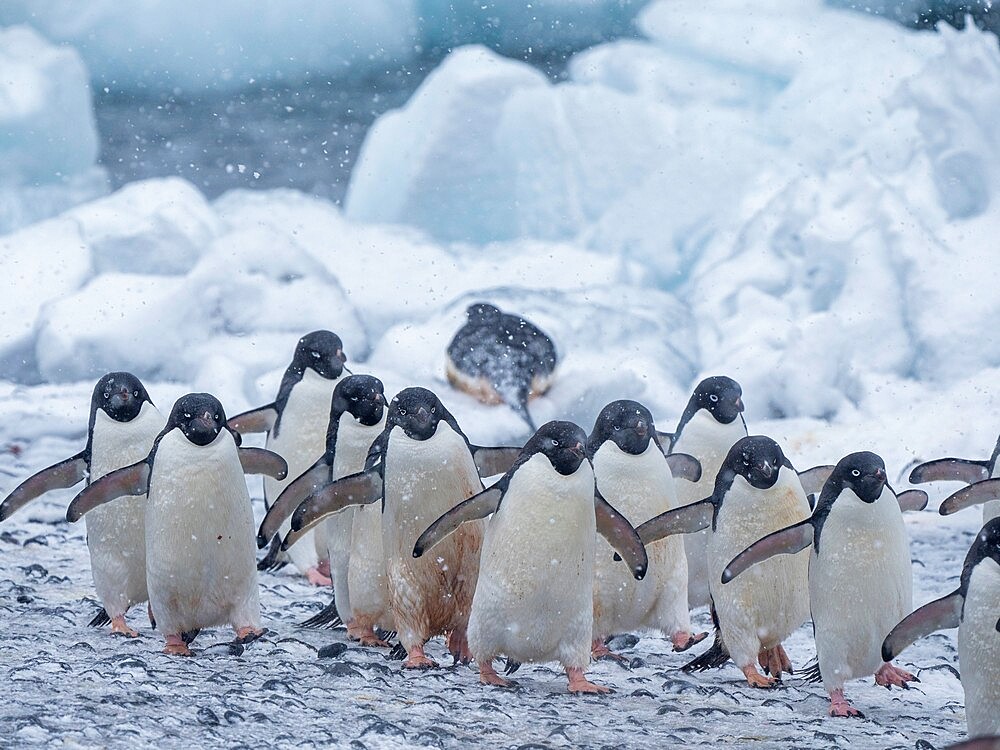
(0, 372), (163, 637)
(228, 330), (348, 586)
(587, 400), (707, 662)
(445, 302), (557, 432)
(65, 393), (288, 656)
(721, 452), (928, 716)
(262, 375), (391, 644)
(908, 435), (1000, 524)
(413, 420), (648, 693)
(280, 387), (520, 668)
(634, 435), (812, 688)
(882, 518), (1000, 738)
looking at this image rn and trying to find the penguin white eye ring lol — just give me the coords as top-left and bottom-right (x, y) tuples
(851, 469), (860, 477)
(710, 394), (719, 403)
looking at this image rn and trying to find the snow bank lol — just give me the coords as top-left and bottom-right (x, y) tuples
(0, 25), (106, 233)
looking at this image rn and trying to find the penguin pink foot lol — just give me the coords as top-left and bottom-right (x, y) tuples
(347, 620), (390, 648)
(446, 628), (473, 665)
(480, 661), (513, 688)
(671, 630), (708, 653)
(875, 662), (917, 689)
(304, 567), (333, 587)
(742, 664), (776, 689)
(110, 615), (139, 638)
(566, 667), (610, 694)
(316, 558), (331, 579)
(163, 634), (193, 656)
(828, 689), (864, 718)
(235, 626), (266, 645)
(402, 645), (438, 670)
(591, 638), (629, 665)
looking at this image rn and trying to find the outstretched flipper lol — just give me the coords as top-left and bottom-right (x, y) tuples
(940, 479), (1000, 515)
(0, 452), (88, 521)
(595, 491), (647, 580)
(413, 485), (502, 558)
(471, 446), (522, 479)
(896, 489), (929, 512)
(909, 458), (990, 486)
(257, 458), (331, 548)
(226, 404), (278, 435)
(881, 590), (963, 661)
(798, 465), (835, 496)
(722, 519), (815, 584)
(238, 448), (287, 480)
(665, 453), (701, 482)
(66, 461), (150, 522)
(290, 469), (381, 533)
(634, 499), (713, 546)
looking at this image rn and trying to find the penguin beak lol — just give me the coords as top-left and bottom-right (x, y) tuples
(634, 419), (648, 438)
(760, 460), (774, 479)
(193, 410), (216, 432)
(109, 386), (132, 412)
(569, 442), (585, 459)
(416, 406), (431, 425)
(374, 393), (384, 405)
(735, 397), (745, 412)
(336, 349), (347, 364)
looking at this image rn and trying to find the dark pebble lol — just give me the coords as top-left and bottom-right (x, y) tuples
(318, 642), (349, 659)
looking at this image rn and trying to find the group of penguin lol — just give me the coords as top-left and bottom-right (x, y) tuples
(1, 302), (999, 743)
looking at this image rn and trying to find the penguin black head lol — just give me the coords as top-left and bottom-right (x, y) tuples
(525, 421), (589, 476)
(588, 400), (656, 457)
(961, 517), (1000, 596)
(389, 387), (451, 441)
(465, 302), (503, 326)
(91, 371), (152, 423)
(726, 435), (788, 490)
(168, 393), (229, 447)
(830, 451), (887, 504)
(331, 375), (385, 427)
(293, 330), (347, 380)
(690, 376), (744, 425)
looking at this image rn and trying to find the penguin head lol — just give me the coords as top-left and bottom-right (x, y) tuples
(168, 393), (229, 447)
(293, 330), (347, 380)
(727, 435), (788, 490)
(690, 376), (744, 425)
(961, 518), (1000, 596)
(831, 451), (887, 503)
(465, 302), (503, 326)
(92, 371), (151, 423)
(526, 421), (589, 476)
(588, 400), (656, 456)
(388, 387), (451, 441)
(331, 375), (385, 427)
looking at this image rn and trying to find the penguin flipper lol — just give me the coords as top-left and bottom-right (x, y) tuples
(66, 461), (150, 522)
(881, 589), (963, 661)
(413, 485), (503, 558)
(471, 445), (522, 479)
(595, 491), (647, 580)
(634, 499), (713, 546)
(257, 457), (331, 548)
(0, 452), (88, 522)
(798, 464), (835, 496)
(909, 457), (990, 486)
(896, 489), (929, 512)
(655, 431), (674, 453)
(290, 469), (381, 533)
(939, 478), (1000, 515)
(665, 453), (701, 482)
(226, 404), (278, 435)
(238, 447), (287, 480)
(721, 519), (814, 584)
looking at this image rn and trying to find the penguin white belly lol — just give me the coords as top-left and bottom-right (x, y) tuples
(325, 412), (386, 624)
(709, 471), (810, 668)
(86, 403), (164, 616)
(958, 560), (1000, 737)
(468, 455), (595, 668)
(810, 488), (912, 690)
(265, 369), (339, 574)
(673, 412), (746, 608)
(145, 431), (260, 635)
(592, 442), (688, 639)
(382, 423), (483, 647)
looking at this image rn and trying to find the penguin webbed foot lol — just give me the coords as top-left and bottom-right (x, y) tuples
(163, 634), (194, 657)
(874, 662), (918, 689)
(828, 690), (865, 719)
(234, 626), (268, 646)
(671, 631), (709, 653)
(304, 566), (333, 587)
(110, 615), (139, 638)
(741, 664), (776, 689)
(591, 638), (631, 669)
(566, 666), (611, 694)
(402, 646), (439, 670)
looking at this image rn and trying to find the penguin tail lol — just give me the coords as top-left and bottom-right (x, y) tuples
(87, 608), (111, 628)
(388, 643), (407, 661)
(257, 536), (289, 572)
(297, 598), (342, 629)
(375, 628), (397, 642)
(800, 660), (823, 684)
(503, 657), (522, 675)
(680, 631), (730, 673)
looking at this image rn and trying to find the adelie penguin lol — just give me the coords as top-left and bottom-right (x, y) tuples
(0, 372), (163, 637)
(228, 330), (349, 586)
(66, 393), (288, 656)
(414, 421), (648, 694)
(723, 452), (928, 716)
(259, 375), (392, 645)
(883, 518), (1000, 738)
(284, 387), (520, 668)
(635, 435), (812, 688)
(587, 400), (706, 662)
(445, 302), (557, 432)
(909, 434), (1000, 523)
